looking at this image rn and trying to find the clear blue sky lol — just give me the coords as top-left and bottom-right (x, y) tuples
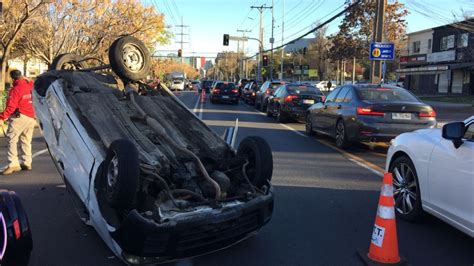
(144, 0), (473, 58)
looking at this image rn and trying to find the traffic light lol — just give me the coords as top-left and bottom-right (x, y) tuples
(262, 54), (268, 67)
(223, 34), (229, 46)
(178, 49), (182, 57)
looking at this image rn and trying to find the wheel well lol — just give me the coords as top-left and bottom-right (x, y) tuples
(389, 151), (410, 170)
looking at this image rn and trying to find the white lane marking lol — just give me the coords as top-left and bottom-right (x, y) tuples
(192, 94), (201, 113)
(279, 124), (308, 138)
(56, 184), (66, 188)
(348, 158), (383, 177)
(32, 148), (48, 159)
(198, 101), (204, 120)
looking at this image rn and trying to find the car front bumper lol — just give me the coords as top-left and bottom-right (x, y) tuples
(111, 190), (274, 263)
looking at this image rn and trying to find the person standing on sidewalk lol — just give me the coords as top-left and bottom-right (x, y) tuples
(0, 70), (36, 175)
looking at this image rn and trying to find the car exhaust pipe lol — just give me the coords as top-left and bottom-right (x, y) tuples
(125, 84), (222, 199)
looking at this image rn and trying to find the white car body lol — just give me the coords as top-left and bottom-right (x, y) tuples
(386, 116), (474, 237)
(171, 79), (185, 91)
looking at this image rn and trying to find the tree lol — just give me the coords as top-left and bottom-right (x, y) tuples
(328, 0), (408, 61)
(15, 0), (169, 66)
(151, 58), (199, 81)
(215, 52), (240, 81)
(307, 24), (330, 80)
(0, 0), (50, 91)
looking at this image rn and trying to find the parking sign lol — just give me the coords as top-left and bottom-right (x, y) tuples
(369, 42), (395, 61)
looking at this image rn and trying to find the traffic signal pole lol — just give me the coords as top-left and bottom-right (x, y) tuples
(251, 4), (272, 81)
(370, 0), (386, 84)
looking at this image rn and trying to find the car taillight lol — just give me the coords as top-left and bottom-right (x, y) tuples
(419, 110), (436, 118)
(13, 219), (21, 240)
(265, 89), (270, 94)
(321, 95), (326, 102)
(231, 89), (238, 94)
(284, 95), (298, 103)
(252, 92), (256, 96)
(213, 89), (220, 93)
(357, 107), (384, 116)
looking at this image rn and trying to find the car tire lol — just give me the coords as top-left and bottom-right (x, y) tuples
(237, 136), (273, 188)
(108, 36), (151, 82)
(103, 139), (139, 209)
(389, 155), (423, 222)
(276, 107), (287, 123)
(255, 99), (261, 109)
(305, 114), (315, 136)
(335, 119), (349, 148)
(260, 101), (267, 112)
(50, 53), (88, 70)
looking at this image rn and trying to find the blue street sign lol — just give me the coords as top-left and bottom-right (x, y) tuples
(369, 42), (395, 61)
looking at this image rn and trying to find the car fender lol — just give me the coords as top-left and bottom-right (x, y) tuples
(386, 129), (441, 203)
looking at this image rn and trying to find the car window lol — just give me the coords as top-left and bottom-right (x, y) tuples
(274, 87), (284, 96)
(260, 82), (269, 92)
(356, 86), (419, 102)
(343, 89), (353, 103)
(464, 123), (474, 141)
(216, 83), (235, 90)
(287, 85), (322, 95)
(325, 87), (341, 103)
(335, 87), (349, 103)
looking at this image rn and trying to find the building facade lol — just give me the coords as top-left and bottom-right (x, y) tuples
(398, 19), (474, 95)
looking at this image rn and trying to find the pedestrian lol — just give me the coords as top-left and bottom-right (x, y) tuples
(0, 70), (36, 175)
(327, 80), (332, 91)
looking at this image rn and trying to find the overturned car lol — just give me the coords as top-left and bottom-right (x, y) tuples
(33, 36), (274, 264)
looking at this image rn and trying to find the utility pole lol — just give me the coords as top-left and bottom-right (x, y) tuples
(270, 0), (275, 80)
(237, 29), (251, 79)
(352, 57), (356, 84)
(370, 0), (386, 84)
(251, 4), (272, 81)
(175, 16), (189, 69)
(280, 0), (285, 80)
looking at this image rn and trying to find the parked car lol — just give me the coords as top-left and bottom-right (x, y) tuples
(267, 83), (325, 123)
(305, 84), (437, 148)
(386, 116), (473, 237)
(242, 81), (259, 104)
(210, 81), (239, 104)
(254, 80), (286, 111)
(33, 36), (274, 264)
(200, 79), (213, 93)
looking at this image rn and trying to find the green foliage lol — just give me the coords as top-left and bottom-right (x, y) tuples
(0, 90), (7, 111)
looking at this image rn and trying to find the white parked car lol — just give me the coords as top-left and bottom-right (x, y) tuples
(33, 36), (274, 264)
(386, 116), (473, 237)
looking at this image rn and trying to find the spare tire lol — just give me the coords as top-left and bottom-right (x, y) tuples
(237, 136), (273, 188)
(103, 139), (139, 209)
(108, 36), (151, 82)
(50, 53), (88, 70)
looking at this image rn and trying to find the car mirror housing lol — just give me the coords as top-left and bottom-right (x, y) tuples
(442, 122), (465, 149)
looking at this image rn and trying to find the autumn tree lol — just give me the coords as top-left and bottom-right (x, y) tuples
(16, 0), (169, 66)
(307, 24), (331, 80)
(215, 52), (241, 81)
(151, 58), (199, 81)
(328, 0), (408, 61)
(0, 0), (50, 91)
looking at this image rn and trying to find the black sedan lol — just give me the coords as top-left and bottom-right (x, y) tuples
(305, 84), (437, 148)
(210, 81), (239, 104)
(254, 80), (286, 112)
(267, 83), (325, 123)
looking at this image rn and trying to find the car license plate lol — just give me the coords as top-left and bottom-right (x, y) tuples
(303, 99), (314, 104)
(392, 113), (411, 120)
(222, 96), (229, 99)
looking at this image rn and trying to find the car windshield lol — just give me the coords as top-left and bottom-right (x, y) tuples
(270, 82), (284, 90)
(356, 87), (419, 102)
(216, 83), (235, 90)
(287, 85), (323, 95)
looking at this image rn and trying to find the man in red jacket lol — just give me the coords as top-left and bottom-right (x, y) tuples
(0, 70), (36, 175)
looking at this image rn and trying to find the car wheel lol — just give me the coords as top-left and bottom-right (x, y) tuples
(260, 101), (267, 112)
(237, 136), (273, 188)
(277, 107), (287, 123)
(305, 114), (315, 136)
(50, 53), (88, 70)
(108, 36), (151, 82)
(389, 156), (423, 222)
(255, 99), (261, 109)
(335, 119), (349, 148)
(103, 139), (139, 209)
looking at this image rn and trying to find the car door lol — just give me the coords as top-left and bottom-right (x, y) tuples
(317, 87), (341, 133)
(427, 121), (474, 232)
(257, 82), (268, 105)
(326, 86), (350, 134)
(270, 87), (284, 113)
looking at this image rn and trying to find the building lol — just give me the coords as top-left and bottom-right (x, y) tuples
(398, 19), (474, 95)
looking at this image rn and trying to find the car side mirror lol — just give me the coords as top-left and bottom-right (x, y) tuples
(442, 122), (465, 149)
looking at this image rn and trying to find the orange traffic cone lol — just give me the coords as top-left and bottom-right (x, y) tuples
(358, 173), (406, 265)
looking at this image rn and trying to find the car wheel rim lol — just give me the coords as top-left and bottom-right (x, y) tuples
(122, 44), (144, 73)
(393, 163), (417, 215)
(336, 122), (344, 146)
(107, 155), (119, 190)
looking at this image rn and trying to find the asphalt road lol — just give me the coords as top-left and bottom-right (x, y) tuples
(0, 91), (472, 265)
